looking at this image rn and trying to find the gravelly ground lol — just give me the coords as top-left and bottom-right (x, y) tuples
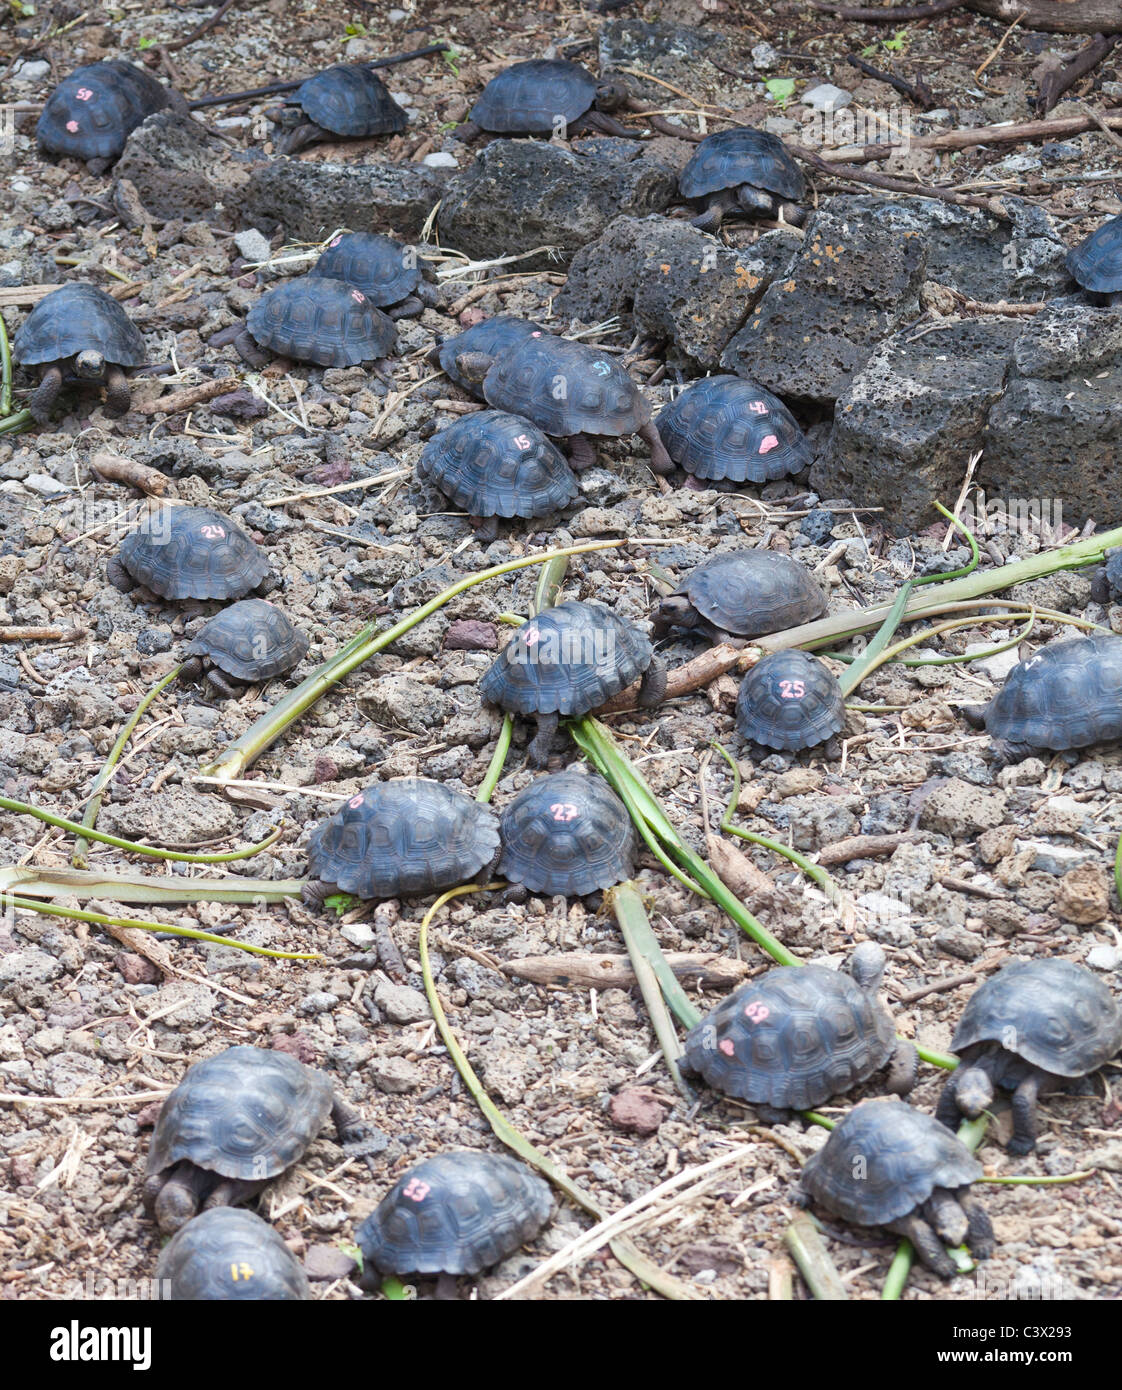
(2, 0), (1122, 1303)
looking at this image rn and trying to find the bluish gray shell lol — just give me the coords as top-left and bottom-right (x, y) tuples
(681, 964), (895, 1109)
(156, 1208), (310, 1301)
(736, 650), (845, 750)
(1066, 214), (1122, 294)
(498, 768), (636, 896)
(951, 959), (1122, 1078)
(656, 376), (810, 483)
(305, 778), (500, 899)
(247, 277), (396, 367)
(481, 334), (651, 439)
(119, 506), (270, 600)
(800, 1100), (983, 1227)
(679, 126), (806, 203)
(417, 410), (579, 519)
(186, 599), (308, 681)
(14, 283), (145, 367)
(983, 635), (1122, 750)
(147, 1046), (334, 1184)
(438, 315), (546, 397)
(37, 60), (173, 163)
(289, 64), (407, 136)
(469, 58), (598, 134)
(309, 232), (421, 308)
(480, 600), (654, 716)
(669, 549), (826, 637)
(356, 1151), (553, 1276)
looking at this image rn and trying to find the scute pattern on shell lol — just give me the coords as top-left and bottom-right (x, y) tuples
(800, 1100), (983, 1227)
(146, 1046), (334, 1185)
(498, 768), (636, 896)
(437, 315), (546, 396)
(656, 376), (811, 483)
(305, 778), (501, 899)
(481, 335), (651, 439)
(290, 64), (407, 136)
(682, 964), (895, 1109)
(679, 126), (806, 203)
(951, 959), (1122, 1078)
(417, 410), (579, 519)
(14, 283), (145, 367)
(37, 60), (173, 162)
(480, 600), (654, 717)
(736, 649), (845, 751)
(156, 1208), (310, 1301)
(186, 599), (309, 682)
(310, 232), (421, 307)
(247, 277), (396, 367)
(983, 635), (1122, 751)
(356, 1151), (553, 1276)
(1066, 213), (1122, 295)
(674, 550), (826, 637)
(469, 58), (598, 134)
(119, 506), (270, 600)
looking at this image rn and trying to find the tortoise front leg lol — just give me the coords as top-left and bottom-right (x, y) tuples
(103, 363), (132, 416)
(233, 328), (271, 369)
(202, 1176), (269, 1213)
(566, 433), (598, 470)
(30, 363), (65, 423)
(689, 191), (737, 233)
(277, 121), (323, 155)
(884, 1038), (918, 1097)
(178, 656), (204, 685)
(150, 1160), (212, 1233)
(453, 119), (485, 143)
(637, 420), (673, 475)
(576, 109), (634, 138)
(527, 711), (560, 768)
(106, 556), (135, 594)
(935, 1070), (964, 1130)
(205, 669), (243, 700)
(1007, 1070), (1044, 1155)
(638, 654), (667, 708)
(885, 1213), (958, 1279)
(960, 1193), (994, 1261)
(470, 514), (500, 542)
(386, 295), (424, 320)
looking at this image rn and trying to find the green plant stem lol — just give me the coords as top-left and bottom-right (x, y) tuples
(202, 540), (623, 781)
(0, 313), (12, 417)
(0, 795), (282, 864)
(417, 885), (696, 1300)
(0, 409), (33, 435)
(979, 1170), (1093, 1185)
(0, 894), (319, 959)
(475, 715), (512, 804)
(73, 665), (182, 868)
(784, 1213), (848, 1300)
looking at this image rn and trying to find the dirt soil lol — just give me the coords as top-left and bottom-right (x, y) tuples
(1, 0), (1122, 1303)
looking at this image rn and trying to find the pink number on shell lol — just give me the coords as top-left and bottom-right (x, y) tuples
(522, 625), (540, 646)
(402, 1178), (431, 1202)
(748, 400), (768, 414)
(66, 120), (80, 132)
(75, 87), (93, 101)
(550, 803), (579, 823)
(758, 434), (780, 454)
(513, 434), (532, 450)
(330, 236), (342, 247)
(530, 331), (542, 338)
(718, 1039), (736, 1057)
(743, 1001), (770, 1024)
(199, 524), (226, 540)
(348, 793), (365, 809)
(351, 290), (365, 303)
(778, 679), (805, 700)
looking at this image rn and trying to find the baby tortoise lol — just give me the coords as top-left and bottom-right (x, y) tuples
(145, 1046), (370, 1234)
(681, 943), (916, 1117)
(655, 375), (812, 486)
(1066, 213), (1122, 306)
(431, 315), (546, 399)
(108, 506), (276, 601)
(14, 283), (145, 422)
(37, 60), (185, 173)
(155, 1208), (310, 1301)
(937, 958), (1122, 1155)
(458, 58), (631, 140)
(653, 549), (826, 646)
(736, 649), (845, 753)
(479, 600), (666, 766)
(180, 600), (309, 698)
(679, 126), (807, 231)
(236, 277), (397, 371)
(267, 64), (407, 154)
(310, 232), (442, 319)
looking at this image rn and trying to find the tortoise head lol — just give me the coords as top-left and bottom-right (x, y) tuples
(954, 1064), (994, 1119)
(594, 76), (630, 113)
(848, 940), (887, 994)
(265, 103), (301, 130)
(454, 349), (495, 385)
(653, 595), (696, 634)
(153, 1178), (199, 1234)
(74, 349), (105, 379)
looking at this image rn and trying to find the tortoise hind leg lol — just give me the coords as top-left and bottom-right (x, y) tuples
(885, 1213), (958, 1279)
(527, 712), (560, 768)
(637, 420), (673, 475)
(386, 296), (424, 320)
(883, 1038), (918, 1097)
(103, 363), (132, 416)
(30, 364), (64, 424)
(202, 1176), (269, 1213)
(638, 654), (667, 708)
(1007, 1070), (1044, 1155)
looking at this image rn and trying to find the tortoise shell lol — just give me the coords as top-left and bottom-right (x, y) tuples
(679, 126), (805, 204)
(681, 963), (895, 1109)
(1066, 213), (1122, 295)
(155, 1208), (310, 1301)
(800, 1100), (983, 1227)
(497, 767), (636, 896)
(659, 549), (826, 639)
(287, 64), (407, 137)
(480, 334), (651, 439)
(310, 232), (422, 308)
(469, 58), (599, 135)
(246, 277), (396, 367)
(356, 1151), (553, 1276)
(118, 506), (271, 601)
(480, 600), (654, 717)
(437, 315), (546, 398)
(305, 778), (500, 900)
(147, 1046), (334, 1187)
(656, 375), (811, 483)
(14, 283), (145, 367)
(982, 635), (1122, 751)
(185, 599), (309, 682)
(951, 959), (1122, 1079)
(36, 60), (174, 164)
(417, 410), (579, 519)
(736, 649), (845, 751)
